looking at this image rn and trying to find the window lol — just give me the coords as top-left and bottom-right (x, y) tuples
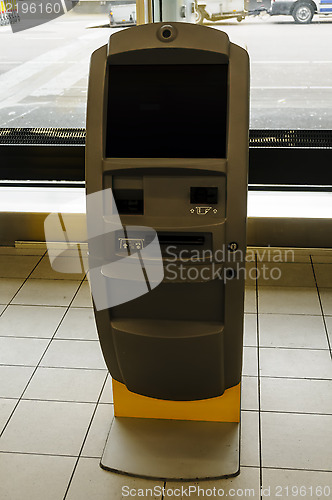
(0, 1), (331, 130)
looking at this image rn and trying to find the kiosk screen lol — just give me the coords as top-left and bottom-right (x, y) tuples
(106, 64), (228, 158)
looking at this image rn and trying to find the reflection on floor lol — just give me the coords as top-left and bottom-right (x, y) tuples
(0, 246), (331, 499)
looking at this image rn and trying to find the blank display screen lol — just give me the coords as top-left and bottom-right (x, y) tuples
(106, 64), (228, 158)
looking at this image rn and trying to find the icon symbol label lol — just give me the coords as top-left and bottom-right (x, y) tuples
(119, 238), (144, 251)
(196, 207), (212, 215)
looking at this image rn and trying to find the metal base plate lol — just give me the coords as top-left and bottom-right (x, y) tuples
(101, 416), (240, 480)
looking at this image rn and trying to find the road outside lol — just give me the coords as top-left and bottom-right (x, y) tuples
(0, 9), (331, 129)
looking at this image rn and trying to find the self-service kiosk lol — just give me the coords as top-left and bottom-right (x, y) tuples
(86, 22), (249, 480)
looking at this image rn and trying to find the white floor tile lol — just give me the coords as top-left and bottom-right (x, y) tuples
(0, 365), (34, 398)
(0, 453), (76, 500)
(11, 279), (81, 306)
(30, 255), (86, 280)
(257, 262), (315, 287)
(0, 337), (49, 366)
(240, 411), (260, 467)
(0, 305), (66, 338)
(0, 255), (41, 278)
(258, 287), (321, 315)
(165, 467), (261, 499)
(55, 308), (98, 340)
(100, 374), (113, 404)
(0, 400), (95, 455)
(66, 457), (164, 500)
(260, 378), (332, 414)
(0, 399), (17, 433)
(23, 367), (107, 402)
(244, 313), (257, 347)
(261, 412), (332, 470)
(244, 287), (256, 313)
(0, 278), (24, 304)
(241, 377), (259, 411)
(82, 404), (114, 458)
(0, 305), (5, 315)
(313, 263), (332, 288)
(325, 316), (332, 346)
(40, 339), (106, 370)
(259, 348), (332, 379)
(320, 288), (332, 315)
(242, 346), (258, 377)
(262, 468), (332, 500)
(259, 314), (329, 349)
(71, 281), (93, 307)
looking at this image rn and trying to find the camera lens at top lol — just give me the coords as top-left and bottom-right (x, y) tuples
(157, 25), (177, 42)
(162, 29), (172, 39)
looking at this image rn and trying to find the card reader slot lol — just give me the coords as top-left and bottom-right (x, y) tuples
(157, 234), (205, 246)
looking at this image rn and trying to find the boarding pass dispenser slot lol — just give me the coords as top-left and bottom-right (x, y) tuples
(112, 176), (144, 215)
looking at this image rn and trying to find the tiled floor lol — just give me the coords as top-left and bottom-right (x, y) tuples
(0, 246), (331, 500)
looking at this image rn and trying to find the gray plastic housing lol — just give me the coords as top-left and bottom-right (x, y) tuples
(85, 22), (249, 401)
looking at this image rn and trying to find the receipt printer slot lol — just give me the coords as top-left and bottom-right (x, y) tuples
(113, 189), (144, 215)
(113, 176), (144, 215)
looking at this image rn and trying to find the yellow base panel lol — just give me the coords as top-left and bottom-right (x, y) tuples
(112, 380), (241, 423)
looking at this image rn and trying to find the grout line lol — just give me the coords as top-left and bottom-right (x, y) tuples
(0, 304), (93, 310)
(255, 253), (263, 500)
(247, 345), (330, 351)
(0, 395), (112, 404)
(62, 373), (109, 500)
(0, 272), (87, 440)
(310, 256), (332, 361)
(0, 363), (107, 371)
(0, 252), (47, 257)
(261, 466), (332, 473)
(162, 481), (166, 499)
(241, 408), (332, 416)
(257, 312), (322, 316)
(19, 398), (113, 405)
(27, 277), (85, 281)
(0, 450), (79, 458)
(0, 276), (83, 284)
(0, 335), (98, 341)
(237, 464), (260, 469)
(6, 304), (93, 309)
(259, 346), (330, 351)
(259, 375), (332, 381)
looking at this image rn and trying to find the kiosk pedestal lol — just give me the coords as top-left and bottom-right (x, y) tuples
(102, 417), (239, 480)
(85, 21), (249, 480)
(101, 380), (241, 479)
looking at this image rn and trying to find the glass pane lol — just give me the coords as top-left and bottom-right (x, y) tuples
(191, 1), (332, 130)
(1, 0), (331, 130)
(0, 1), (136, 127)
